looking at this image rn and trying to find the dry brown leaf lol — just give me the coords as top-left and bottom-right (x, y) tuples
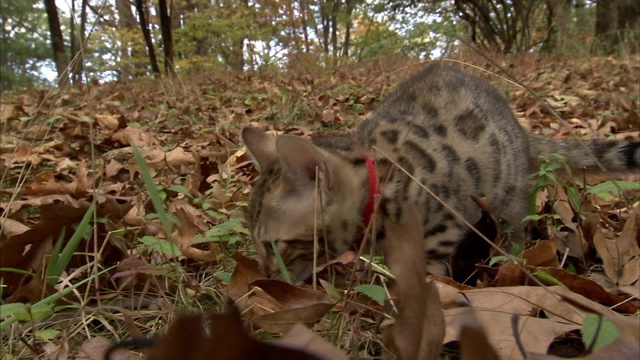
(250, 286), (284, 316)
(249, 279), (335, 333)
(123, 201), (147, 226)
(519, 240), (559, 267)
(493, 260), (530, 287)
(226, 252), (266, 301)
(546, 182), (588, 260)
(132, 304), (328, 360)
(592, 204), (639, 286)
(96, 114), (120, 130)
(0, 200), (91, 295)
(537, 267), (638, 313)
(0, 144), (42, 167)
(618, 283), (640, 299)
(553, 286), (640, 344)
(4, 277), (58, 304)
(429, 275), (474, 309)
(382, 205), (444, 360)
(444, 306), (578, 360)
(105, 159), (125, 178)
(78, 336), (140, 360)
(0, 218), (30, 238)
(278, 323), (349, 360)
(173, 207), (221, 262)
(490, 262), (638, 313)
(528, 335), (640, 360)
(24, 161), (91, 198)
(165, 146), (195, 167)
(111, 126), (158, 147)
(455, 309), (501, 360)
(456, 286), (583, 324)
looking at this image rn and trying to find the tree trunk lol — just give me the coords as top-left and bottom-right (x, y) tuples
(116, 0), (137, 80)
(286, 0), (301, 53)
(342, 0), (354, 57)
(69, 0), (87, 84)
(594, 0), (618, 54)
(540, 0), (558, 53)
(77, 0), (87, 83)
(135, 0), (161, 77)
(70, 0), (77, 83)
(158, 0), (175, 76)
(330, 0), (339, 57)
(320, 1), (329, 55)
(299, 0), (310, 52)
(44, 0), (69, 86)
(228, 0), (246, 71)
(617, 0), (640, 53)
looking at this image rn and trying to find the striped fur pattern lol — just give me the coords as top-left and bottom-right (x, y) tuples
(241, 64), (640, 281)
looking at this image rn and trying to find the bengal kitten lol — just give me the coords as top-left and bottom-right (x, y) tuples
(241, 64), (640, 282)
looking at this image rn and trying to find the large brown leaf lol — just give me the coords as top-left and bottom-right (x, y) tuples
(382, 205), (445, 360)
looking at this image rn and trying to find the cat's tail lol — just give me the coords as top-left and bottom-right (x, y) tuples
(528, 135), (640, 173)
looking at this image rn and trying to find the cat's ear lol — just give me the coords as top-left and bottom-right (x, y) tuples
(241, 127), (277, 172)
(276, 135), (326, 189)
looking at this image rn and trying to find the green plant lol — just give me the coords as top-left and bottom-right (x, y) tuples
(582, 314), (620, 352)
(586, 180), (640, 201)
(270, 239), (293, 284)
(45, 201), (96, 286)
(526, 152), (583, 224)
(0, 266), (113, 329)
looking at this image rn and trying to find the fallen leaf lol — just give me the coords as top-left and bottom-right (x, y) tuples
(382, 204), (444, 360)
(109, 303), (331, 360)
(593, 205), (639, 286)
(0, 218), (30, 238)
(226, 252), (265, 301)
(491, 262), (638, 313)
(456, 286), (583, 324)
(279, 323), (349, 360)
(96, 114), (121, 130)
(444, 306), (578, 360)
(173, 206), (221, 262)
(78, 336), (139, 360)
(249, 279), (335, 333)
(0, 201), (91, 295)
(519, 240), (559, 267)
(456, 309), (501, 360)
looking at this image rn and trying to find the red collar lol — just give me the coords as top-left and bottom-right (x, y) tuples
(352, 155), (380, 251)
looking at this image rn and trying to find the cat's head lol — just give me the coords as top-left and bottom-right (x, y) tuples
(241, 127), (364, 282)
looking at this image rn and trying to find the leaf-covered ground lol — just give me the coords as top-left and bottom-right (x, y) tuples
(1, 55), (639, 359)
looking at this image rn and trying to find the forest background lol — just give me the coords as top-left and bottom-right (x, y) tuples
(2, 0), (639, 91)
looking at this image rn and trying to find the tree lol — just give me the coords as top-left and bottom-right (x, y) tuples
(453, 0), (548, 53)
(0, 0), (52, 91)
(594, 0), (618, 54)
(134, 0), (161, 76)
(594, 0), (640, 54)
(158, 0), (176, 76)
(115, 0), (138, 80)
(69, 0), (88, 84)
(44, 0), (69, 86)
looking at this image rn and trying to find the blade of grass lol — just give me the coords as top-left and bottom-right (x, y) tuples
(46, 201), (96, 286)
(270, 240), (292, 284)
(0, 265), (115, 329)
(0, 268), (36, 276)
(132, 145), (175, 255)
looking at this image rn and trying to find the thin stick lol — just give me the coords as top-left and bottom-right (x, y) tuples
(312, 165), (319, 291)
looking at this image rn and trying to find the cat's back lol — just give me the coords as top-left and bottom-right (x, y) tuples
(360, 63), (530, 225)
(362, 64), (527, 141)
